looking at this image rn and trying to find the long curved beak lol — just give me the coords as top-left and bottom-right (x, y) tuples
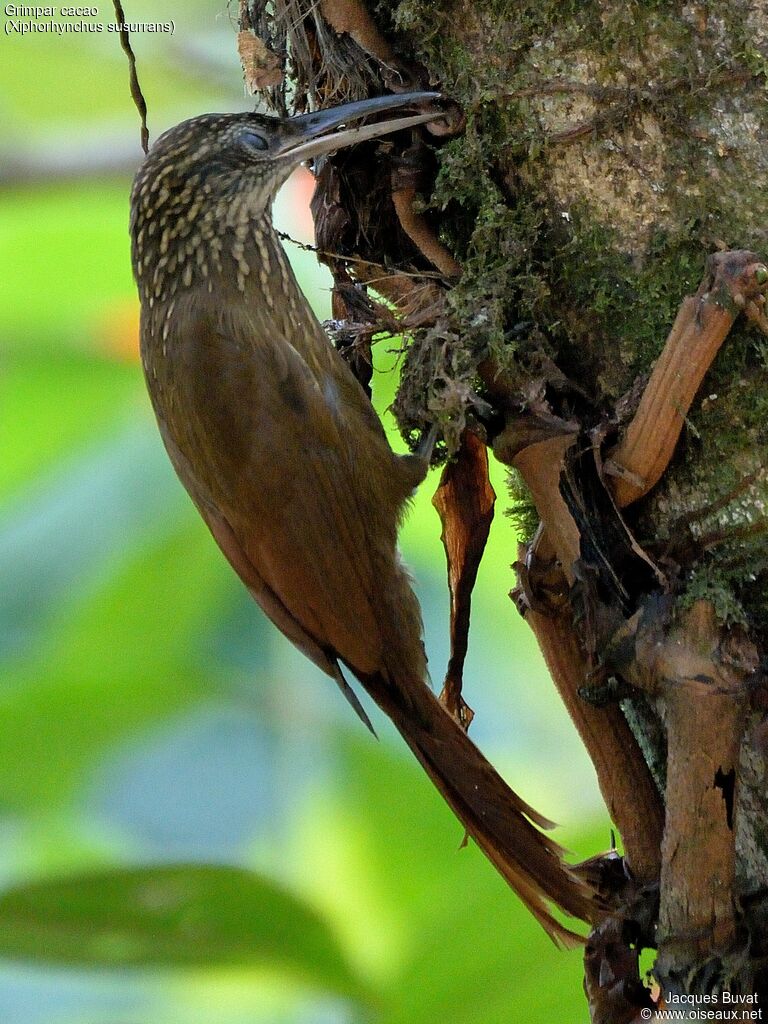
(278, 91), (447, 163)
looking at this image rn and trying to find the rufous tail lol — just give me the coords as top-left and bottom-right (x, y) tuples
(362, 672), (602, 946)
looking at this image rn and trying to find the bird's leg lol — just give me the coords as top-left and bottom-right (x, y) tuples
(393, 422), (441, 493)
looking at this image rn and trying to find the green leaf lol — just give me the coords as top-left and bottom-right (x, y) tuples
(0, 864), (368, 1002)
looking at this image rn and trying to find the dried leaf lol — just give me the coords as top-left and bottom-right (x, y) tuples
(432, 432), (495, 728)
(238, 30), (283, 94)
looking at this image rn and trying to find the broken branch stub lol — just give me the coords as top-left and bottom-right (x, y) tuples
(609, 251), (768, 509)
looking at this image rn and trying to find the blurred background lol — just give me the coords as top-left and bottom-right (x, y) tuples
(1, 1), (607, 1020)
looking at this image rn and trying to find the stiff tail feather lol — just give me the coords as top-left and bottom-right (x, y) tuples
(361, 671), (601, 946)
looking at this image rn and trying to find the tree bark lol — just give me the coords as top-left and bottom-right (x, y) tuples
(244, 0), (768, 1016)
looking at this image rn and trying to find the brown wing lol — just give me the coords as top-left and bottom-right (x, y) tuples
(155, 420), (375, 732)
(146, 302), (391, 681)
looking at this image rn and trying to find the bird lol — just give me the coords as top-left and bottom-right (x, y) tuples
(129, 91), (599, 944)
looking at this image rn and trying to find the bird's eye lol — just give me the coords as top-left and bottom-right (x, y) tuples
(240, 130), (269, 153)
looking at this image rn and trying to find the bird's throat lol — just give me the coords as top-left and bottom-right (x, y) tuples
(132, 187), (284, 308)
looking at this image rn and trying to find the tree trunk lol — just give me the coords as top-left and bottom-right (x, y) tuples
(244, 0), (768, 1017)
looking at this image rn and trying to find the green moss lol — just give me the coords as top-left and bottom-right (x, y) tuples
(546, 213), (706, 396)
(388, 3), (476, 96)
(739, 43), (768, 84)
(375, 0), (768, 612)
(386, 0), (597, 95)
(620, 697), (667, 794)
(448, 199), (548, 366)
(392, 102), (555, 441)
(503, 468), (539, 542)
(630, 317), (768, 635)
(391, 321), (479, 453)
(678, 566), (748, 629)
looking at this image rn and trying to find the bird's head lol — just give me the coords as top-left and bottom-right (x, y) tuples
(130, 91), (450, 303)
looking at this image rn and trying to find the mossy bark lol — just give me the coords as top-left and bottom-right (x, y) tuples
(392, 2), (768, 1007)
(246, 0), (768, 1014)
(380, 0), (768, 611)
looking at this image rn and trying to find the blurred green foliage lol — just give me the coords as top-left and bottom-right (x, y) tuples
(0, 864), (366, 997)
(0, 3), (606, 1021)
